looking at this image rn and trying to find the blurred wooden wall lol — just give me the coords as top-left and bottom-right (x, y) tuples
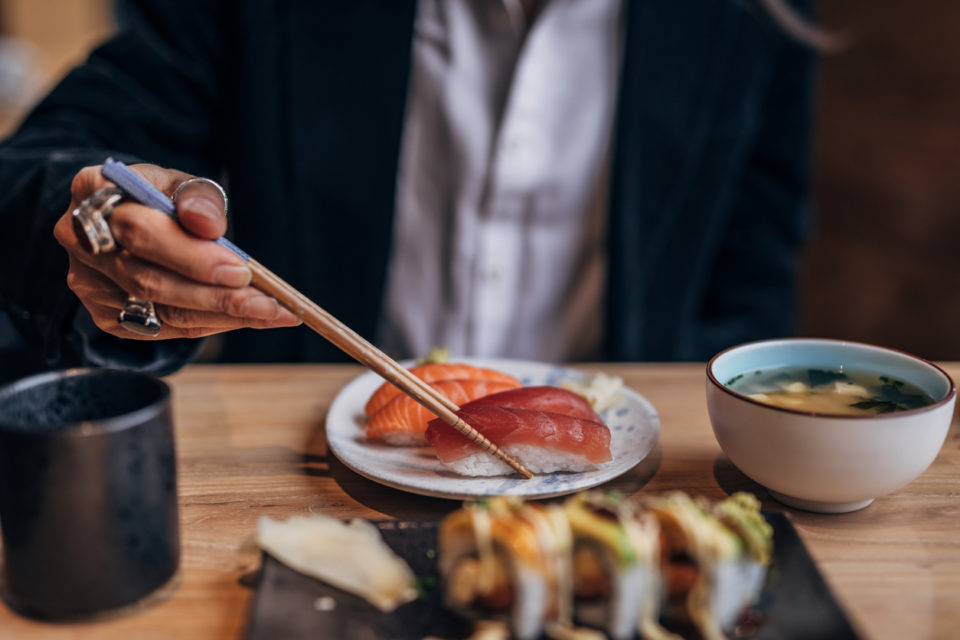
(800, 2), (960, 360)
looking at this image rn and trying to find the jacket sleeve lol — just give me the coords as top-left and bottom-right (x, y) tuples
(693, 18), (817, 358)
(0, 0), (228, 374)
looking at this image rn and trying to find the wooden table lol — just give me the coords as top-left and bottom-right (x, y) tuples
(1, 363), (958, 640)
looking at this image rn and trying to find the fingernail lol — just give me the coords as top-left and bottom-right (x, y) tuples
(212, 264), (251, 287)
(180, 197), (223, 221)
(241, 296), (280, 320)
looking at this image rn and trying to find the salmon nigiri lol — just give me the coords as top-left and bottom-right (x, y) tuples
(364, 363), (521, 417)
(366, 378), (522, 445)
(425, 405), (612, 476)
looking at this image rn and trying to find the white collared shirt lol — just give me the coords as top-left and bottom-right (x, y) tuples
(381, 0), (623, 361)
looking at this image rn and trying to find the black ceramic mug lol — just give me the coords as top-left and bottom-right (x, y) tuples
(0, 368), (180, 619)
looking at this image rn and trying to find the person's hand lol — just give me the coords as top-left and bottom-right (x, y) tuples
(53, 163), (300, 340)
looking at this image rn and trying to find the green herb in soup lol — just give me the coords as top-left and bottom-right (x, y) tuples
(726, 367), (935, 415)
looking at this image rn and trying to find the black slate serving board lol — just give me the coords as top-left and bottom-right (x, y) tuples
(245, 513), (860, 640)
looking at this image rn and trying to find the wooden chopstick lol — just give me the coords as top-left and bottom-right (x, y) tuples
(249, 260), (534, 478)
(98, 159), (532, 478)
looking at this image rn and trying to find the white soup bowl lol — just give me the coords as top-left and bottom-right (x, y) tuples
(706, 338), (956, 513)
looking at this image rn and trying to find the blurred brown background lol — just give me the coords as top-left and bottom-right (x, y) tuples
(802, 3), (960, 360)
(0, 0), (112, 129)
(1, 1), (957, 360)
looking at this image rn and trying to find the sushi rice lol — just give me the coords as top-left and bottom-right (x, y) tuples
(442, 444), (603, 477)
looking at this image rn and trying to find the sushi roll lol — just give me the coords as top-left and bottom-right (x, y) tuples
(708, 493), (773, 624)
(438, 498), (576, 640)
(438, 492), (772, 639)
(564, 492), (678, 640)
(646, 492), (772, 640)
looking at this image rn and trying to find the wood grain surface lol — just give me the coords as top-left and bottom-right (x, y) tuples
(0, 363), (957, 640)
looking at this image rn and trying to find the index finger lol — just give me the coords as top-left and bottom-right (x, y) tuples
(105, 202), (250, 287)
(69, 165), (111, 208)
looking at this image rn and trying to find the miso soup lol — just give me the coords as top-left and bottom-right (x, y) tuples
(725, 367), (935, 415)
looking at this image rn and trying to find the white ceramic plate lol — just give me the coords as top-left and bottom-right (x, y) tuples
(325, 358), (660, 500)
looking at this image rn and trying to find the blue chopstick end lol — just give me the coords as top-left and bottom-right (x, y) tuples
(101, 159), (177, 216)
(100, 158), (250, 263)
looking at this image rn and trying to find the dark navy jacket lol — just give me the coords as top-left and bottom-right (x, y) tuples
(0, 0), (815, 374)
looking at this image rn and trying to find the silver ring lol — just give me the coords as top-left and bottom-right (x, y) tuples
(118, 296), (162, 337)
(173, 177), (228, 216)
(71, 187), (124, 255)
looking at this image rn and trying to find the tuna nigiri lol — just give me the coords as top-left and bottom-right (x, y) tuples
(364, 363), (521, 417)
(425, 405), (612, 476)
(366, 378), (522, 445)
(462, 386), (603, 422)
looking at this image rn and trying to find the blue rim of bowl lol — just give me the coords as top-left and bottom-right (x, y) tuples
(0, 368), (171, 437)
(706, 337), (958, 419)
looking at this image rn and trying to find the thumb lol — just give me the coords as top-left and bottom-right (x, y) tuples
(174, 178), (228, 240)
